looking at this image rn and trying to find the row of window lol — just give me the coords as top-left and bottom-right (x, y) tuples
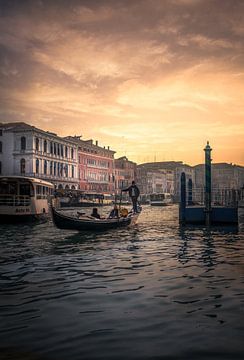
(86, 171), (115, 182)
(82, 147), (113, 158)
(19, 158), (75, 178)
(18, 136), (75, 159)
(85, 184), (110, 191)
(35, 138), (75, 159)
(78, 156), (112, 168)
(86, 158), (111, 168)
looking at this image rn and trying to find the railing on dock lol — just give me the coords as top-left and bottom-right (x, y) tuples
(187, 188), (244, 208)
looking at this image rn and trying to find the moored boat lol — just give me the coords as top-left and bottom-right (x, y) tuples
(149, 193), (173, 206)
(51, 205), (141, 231)
(0, 176), (54, 223)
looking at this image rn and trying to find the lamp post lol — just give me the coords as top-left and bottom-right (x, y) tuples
(204, 141), (212, 226)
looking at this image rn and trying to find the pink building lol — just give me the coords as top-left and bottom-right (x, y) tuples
(67, 137), (116, 194)
(114, 156), (137, 194)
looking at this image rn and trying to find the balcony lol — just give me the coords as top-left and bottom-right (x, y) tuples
(16, 172), (79, 184)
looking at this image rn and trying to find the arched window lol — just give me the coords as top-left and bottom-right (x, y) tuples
(71, 148), (74, 159)
(20, 158), (25, 174)
(44, 160), (47, 175)
(61, 145), (64, 157)
(54, 162), (56, 176)
(0, 141), (2, 153)
(35, 138), (39, 151)
(65, 146), (68, 158)
(58, 184), (63, 189)
(50, 142), (53, 154)
(21, 136), (26, 150)
(44, 140), (47, 153)
(72, 165), (74, 178)
(65, 185), (69, 190)
(71, 185), (75, 190)
(57, 144), (60, 156)
(54, 143), (56, 155)
(36, 159), (39, 173)
(50, 161), (53, 175)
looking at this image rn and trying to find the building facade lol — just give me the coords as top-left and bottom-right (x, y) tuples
(66, 137), (116, 194)
(0, 122), (79, 189)
(194, 163), (244, 190)
(114, 156), (137, 194)
(137, 162), (179, 197)
(174, 164), (195, 201)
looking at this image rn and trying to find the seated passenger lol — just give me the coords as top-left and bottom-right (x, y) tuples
(120, 208), (129, 218)
(108, 205), (119, 218)
(91, 208), (101, 219)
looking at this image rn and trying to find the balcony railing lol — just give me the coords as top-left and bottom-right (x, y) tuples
(16, 172), (78, 183)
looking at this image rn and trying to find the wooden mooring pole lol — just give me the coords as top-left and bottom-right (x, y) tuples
(204, 141), (212, 226)
(179, 172), (186, 225)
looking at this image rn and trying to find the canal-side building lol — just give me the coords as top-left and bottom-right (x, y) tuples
(66, 136), (116, 194)
(0, 122), (79, 189)
(174, 164), (195, 201)
(194, 163), (244, 190)
(136, 162), (178, 197)
(114, 156), (137, 194)
(194, 163), (244, 205)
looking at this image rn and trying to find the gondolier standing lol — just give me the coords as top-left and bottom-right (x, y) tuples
(122, 181), (140, 213)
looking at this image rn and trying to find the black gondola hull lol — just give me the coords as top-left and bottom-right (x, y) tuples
(51, 206), (139, 231)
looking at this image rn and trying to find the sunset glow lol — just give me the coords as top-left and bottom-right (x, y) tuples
(0, 0), (244, 165)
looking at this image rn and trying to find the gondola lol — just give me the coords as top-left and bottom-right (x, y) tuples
(51, 206), (141, 231)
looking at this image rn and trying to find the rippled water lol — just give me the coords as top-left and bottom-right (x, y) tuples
(0, 205), (244, 360)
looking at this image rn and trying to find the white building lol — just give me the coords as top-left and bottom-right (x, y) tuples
(0, 122), (79, 190)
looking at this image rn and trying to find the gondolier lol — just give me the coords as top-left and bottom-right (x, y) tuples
(121, 181), (140, 213)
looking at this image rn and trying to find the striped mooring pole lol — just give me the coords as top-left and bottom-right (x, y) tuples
(204, 141), (212, 226)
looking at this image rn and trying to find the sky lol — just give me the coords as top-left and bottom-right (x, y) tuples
(0, 0), (244, 165)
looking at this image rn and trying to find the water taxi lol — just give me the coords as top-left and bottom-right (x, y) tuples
(0, 176), (54, 222)
(149, 193), (173, 206)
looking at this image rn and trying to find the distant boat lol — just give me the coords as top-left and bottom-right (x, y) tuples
(0, 176), (54, 222)
(59, 192), (114, 207)
(51, 206), (141, 231)
(149, 193), (173, 206)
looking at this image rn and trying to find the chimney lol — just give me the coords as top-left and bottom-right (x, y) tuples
(95, 140), (98, 146)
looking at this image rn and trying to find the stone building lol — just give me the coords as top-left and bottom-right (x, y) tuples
(66, 136), (116, 194)
(194, 163), (244, 190)
(0, 122), (79, 189)
(114, 156), (137, 194)
(137, 161), (181, 197)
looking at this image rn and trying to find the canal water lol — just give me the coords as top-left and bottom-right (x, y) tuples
(0, 205), (243, 360)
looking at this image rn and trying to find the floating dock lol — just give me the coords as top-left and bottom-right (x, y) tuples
(179, 142), (242, 226)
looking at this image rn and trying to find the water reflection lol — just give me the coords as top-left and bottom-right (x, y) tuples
(0, 206), (243, 360)
(178, 225), (240, 270)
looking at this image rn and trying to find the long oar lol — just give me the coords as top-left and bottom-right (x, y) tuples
(119, 190), (122, 212)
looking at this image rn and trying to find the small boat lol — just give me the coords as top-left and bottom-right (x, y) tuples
(149, 193), (173, 206)
(51, 206), (141, 231)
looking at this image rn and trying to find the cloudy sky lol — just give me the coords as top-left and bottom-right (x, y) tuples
(0, 0), (244, 165)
